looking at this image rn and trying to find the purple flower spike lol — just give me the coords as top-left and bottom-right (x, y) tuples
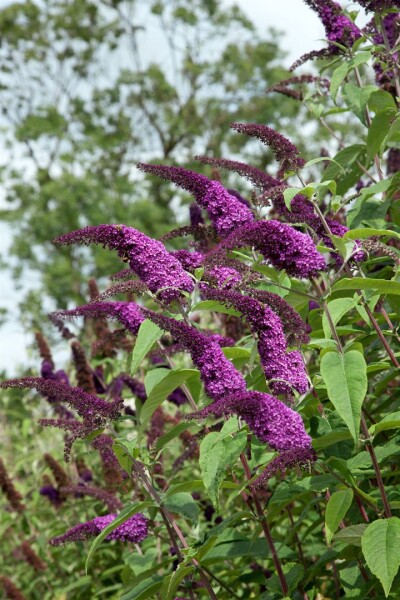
(207, 266), (242, 289)
(140, 309), (247, 401)
(230, 123), (305, 173)
(355, 0), (400, 11)
(137, 163), (254, 237)
(209, 220), (326, 278)
(54, 224), (194, 303)
(53, 301), (144, 335)
(246, 288), (310, 345)
(195, 155), (281, 191)
(0, 378), (122, 420)
(190, 390), (312, 451)
(303, 1), (361, 50)
(253, 446), (317, 488)
(171, 249), (204, 271)
(49, 513), (148, 546)
(200, 287), (309, 395)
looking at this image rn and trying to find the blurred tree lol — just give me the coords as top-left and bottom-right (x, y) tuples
(0, 0), (303, 324)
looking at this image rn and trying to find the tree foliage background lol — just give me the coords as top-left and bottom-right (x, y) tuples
(0, 0), (308, 329)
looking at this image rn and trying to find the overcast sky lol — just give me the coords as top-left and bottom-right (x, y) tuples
(0, 1), (348, 373)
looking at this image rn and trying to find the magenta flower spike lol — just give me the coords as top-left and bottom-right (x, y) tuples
(49, 513), (148, 546)
(230, 123), (305, 173)
(140, 308), (247, 401)
(54, 224), (194, 303)
(190, 390), (312, 451)
(208, 220), (326, 278)
(195, 155), (281, 191)
(303, 0), (361, 48)
(137, 163), (255, 236)
(53, 301), (144, 336)
(200, 286), (309, 395)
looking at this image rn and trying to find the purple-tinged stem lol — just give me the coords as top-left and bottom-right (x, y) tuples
(361, 414), (392, 518)
(240, 453), (289, 596)
(131, 459), (218, 599)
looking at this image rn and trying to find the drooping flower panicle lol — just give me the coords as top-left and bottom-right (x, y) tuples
(190, 390), (312, 451)
(195, 155), (281, 191)
(137, 163), (255, 237)
(54, 225), (194, 303)
(230, 123), (305, 173)
(200, 286), (309, 394)
(140, 309), (247, 401)
(54, 301), (144, 336)
(207, 220), (326, 278)
(49, 513), (148, 546)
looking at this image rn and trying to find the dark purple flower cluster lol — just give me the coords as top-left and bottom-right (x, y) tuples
(49, 512), (148, 546)
(230, 123), (305, 173)
(171, 249), (204, 271)
(356, 0), (400, 10)
(245, 288), (310, 345)
(200, 287), (309, 395)
(207, 266), (242, 289)
(195, 155), (282, 191)
(0, 378), (122, 421)
(189, 202), (204, 227)
(54, 301), (144, 336)
(0, 458), (25, 513)
(54, 225), (194, 303)
(137, 163), (255, 237)
(253, 446), (317, 488)
(303, 0), (361, 49)
(91, 434), (125, 490)
(60, 484), (123, 511)
(209, 220), (326, 278)
(0, 378), (123, 460)
(40, 484), (61, 505)
(190, 390), (312, 451)
(140, 309), (247, 401)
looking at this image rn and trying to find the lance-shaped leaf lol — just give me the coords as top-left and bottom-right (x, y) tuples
(320, 350), (367, 444)
(325, 489), (354, 545)
(361, 517), (400, 597)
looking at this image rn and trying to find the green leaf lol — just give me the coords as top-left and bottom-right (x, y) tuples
(162, 565), (195, 600)
(369, 412), (400, 436)
(358, 177), (392, 201)
(139, 368), (198, 435)
(312, 430), (353, 450)
(344, 227), (400, 241)
(367, 109), (397, 159)
(144, 368), (170, 395)
(322, 298), (356, 339)
(333, 524), (368, 546)
(164, 492), (199, 524)
(330, 62), (349, 101)
(369, 90), (397, 112)
(283, 187), (300, 210)
(303, 157), (344, 171)
(121, 575), (163, 600)
(130, 320), (163, 375)
(155, 422), (199, 451)
(199, 427), (247, 508)
(320, 350), (368, 444)
(332, 277), (400, 296)
(86, 501), (154, 572)
(323, 144), (367, 195)
(266, 563), (305, 595)
(361, 517), (400, 597)
(343, 83), (378, 124)
(325, 489), (354, 545)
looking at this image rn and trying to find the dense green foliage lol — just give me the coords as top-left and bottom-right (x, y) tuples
(2, 1), (400, 599)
